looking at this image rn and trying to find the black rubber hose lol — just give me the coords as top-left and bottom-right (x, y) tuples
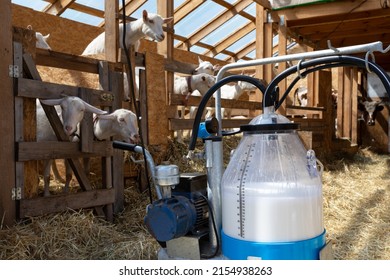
(113, 140), (137, 152)
(263, 55), (390, 108)
(188, 75), (266, 151)
(276, 62), (349, 110)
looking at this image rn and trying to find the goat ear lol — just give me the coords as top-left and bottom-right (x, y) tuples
(163, 17), (174, 24)
(96, 114), (115, 120)
(82, 101), (107, 115)
(40, 98), (64, 106)
(142, 10), (148, 21)
(213, 64), (221, 71)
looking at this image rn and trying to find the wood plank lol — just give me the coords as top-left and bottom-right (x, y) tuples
(19, 189), (115, 218)
(17, 78), (114, 107)
(275, 0), (381, 21)
(17, 141), (113, 161)
(36, 49), (99, 73)
(169, 93), (262, 110)
(170, 118), (251, 130)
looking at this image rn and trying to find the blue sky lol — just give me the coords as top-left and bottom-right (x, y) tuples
(12, 0), (257, 60)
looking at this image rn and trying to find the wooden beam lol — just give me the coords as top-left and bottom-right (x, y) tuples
(170, 93), (262, 110)
(174, 33), (252, 61)
(43, 0), (75, 16)
(105, 0), (119, 62)
(0, 0), (16, 226)
(71, 2), (104, 18)
(228, 40), (256, 62)
(176, 0), (254, 49)
(251, 0), (272, 9)
(286, 9), (389, 29)
(19, 189), (115, 218)
(17, 142), (113, 161)
(203, 21), (256, 57)
(212, 0), (256, 21)
(17, 78), (114, 107)
(174, 0), (206, 24)
(170, 118), (251, 130)
(274, 0), (382, 21)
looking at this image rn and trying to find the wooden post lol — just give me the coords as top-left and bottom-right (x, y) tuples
(98, 61), (114, 221)
(0, 0), (16, 226)
(351, 68), (359, 145)
(105, 0), (119, 62)
(343, 67), (352, 139)
(317, 70), (332, 151)
(277, 16), (287, 115)
(12, 27), (39, 202)
(144, 51), (168, 148)
(336, 67), (344, 138)
(157, 0), (175, 137)
(111, 69), (125, 215)
(254, 5), (272, 117)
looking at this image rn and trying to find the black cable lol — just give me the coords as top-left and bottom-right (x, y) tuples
(121, 0), (152, 204)
(199, 195), (220, 259)
(188, 75), (266, 151)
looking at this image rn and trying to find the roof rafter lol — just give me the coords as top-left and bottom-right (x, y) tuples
(203, 21), (255, 57)
(43, 0), (75, 16)
(174, 0), (206, 24)
(175, 0), (254, 49)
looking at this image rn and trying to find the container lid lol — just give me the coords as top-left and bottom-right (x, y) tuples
(241, 122), (299, 133)
(241, 108), (299, 133)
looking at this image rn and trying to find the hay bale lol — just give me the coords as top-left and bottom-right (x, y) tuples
(1, 137), (388, 260)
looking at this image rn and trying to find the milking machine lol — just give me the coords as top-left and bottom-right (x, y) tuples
(113, 41), (390, 260)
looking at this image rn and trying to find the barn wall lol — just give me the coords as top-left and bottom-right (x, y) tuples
(11, 4), (102, 55)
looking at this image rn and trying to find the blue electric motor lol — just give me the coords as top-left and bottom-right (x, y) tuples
(144, 173), (209, 242)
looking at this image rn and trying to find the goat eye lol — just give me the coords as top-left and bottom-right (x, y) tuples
(149, 19), (154, 24)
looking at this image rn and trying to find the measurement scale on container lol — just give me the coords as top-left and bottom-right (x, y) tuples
(236, 142), (256, 239)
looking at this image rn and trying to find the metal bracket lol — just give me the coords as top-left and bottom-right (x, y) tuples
(9, 65), (20, 78)
(12, 187), (22, 200)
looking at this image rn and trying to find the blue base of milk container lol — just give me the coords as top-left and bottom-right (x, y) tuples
(222, 230), (326, 260)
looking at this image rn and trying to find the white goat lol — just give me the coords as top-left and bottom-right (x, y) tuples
(173, 73), (215, 142)
(37, 96), (107, 196)
(193, 56), (221, 76)
(82, 10), (173, 55)
(82, 10), (172, 102)
(94, 109), (140, 143)
(27, 25), (51, 50)
(174, 73), (216, 102)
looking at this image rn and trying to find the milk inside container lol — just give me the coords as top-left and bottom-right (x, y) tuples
(221, 109), (326, 260)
